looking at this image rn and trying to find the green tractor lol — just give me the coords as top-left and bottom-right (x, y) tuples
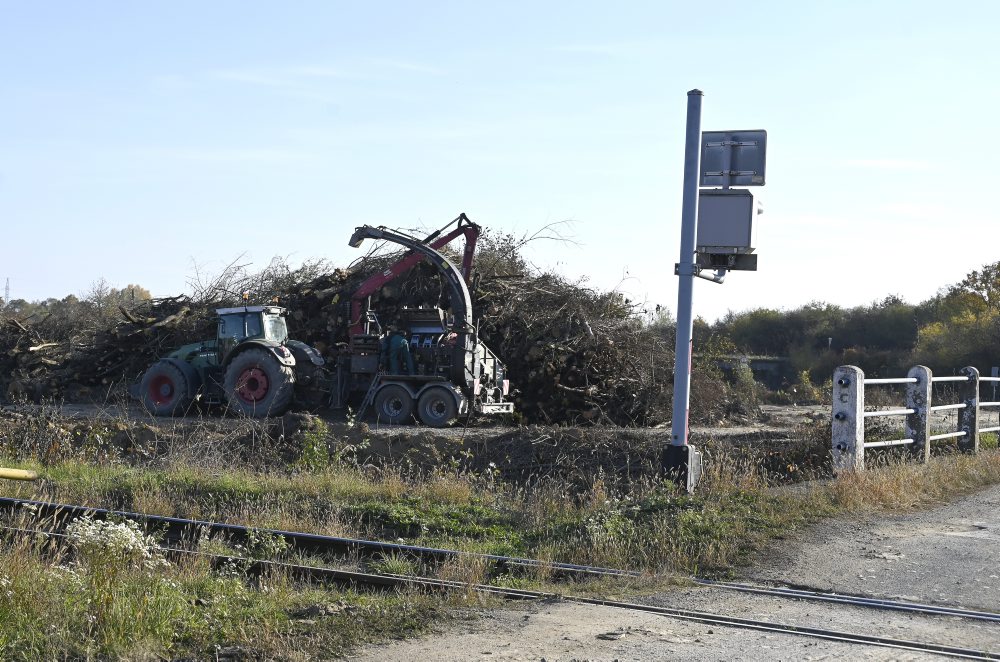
(136, 305), (327, 417)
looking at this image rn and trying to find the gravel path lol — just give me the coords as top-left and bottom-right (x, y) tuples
(354, 485), (1000, 661)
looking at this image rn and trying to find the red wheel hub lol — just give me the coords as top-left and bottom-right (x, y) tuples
(148, 375), (175, 405)
(236, 367), (270, 403)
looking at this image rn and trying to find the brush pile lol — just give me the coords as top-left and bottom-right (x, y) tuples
(0, 237), (741, 425)
(0, 297), (204, 402)
(476, 273), (671, 425)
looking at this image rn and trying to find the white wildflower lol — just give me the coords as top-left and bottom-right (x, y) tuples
(65, 516), (168, 571)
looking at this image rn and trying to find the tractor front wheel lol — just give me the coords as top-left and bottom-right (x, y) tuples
(139, 361), (192, 416)
(224, 348), (295, 417)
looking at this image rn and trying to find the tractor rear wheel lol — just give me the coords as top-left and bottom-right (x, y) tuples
(373, 384), (414, 425)
(417, 386), (458, 427)
(224, 348), (295, 417)
(140, 361), (192, 416)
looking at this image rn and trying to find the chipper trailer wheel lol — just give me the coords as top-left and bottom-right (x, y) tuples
(139, 361), (192, 416)
(417, 386), (458, 427)
(373, 384), (414, 425)
(224, 348), (295, 418)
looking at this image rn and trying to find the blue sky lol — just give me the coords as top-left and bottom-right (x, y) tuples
(2, 1), (998, 321)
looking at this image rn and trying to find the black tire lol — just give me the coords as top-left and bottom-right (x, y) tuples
(416, 386), (458, 427)
(373, 384), (414, 425)
(139, 361), (192, 416)
(224, 348), (295, 417)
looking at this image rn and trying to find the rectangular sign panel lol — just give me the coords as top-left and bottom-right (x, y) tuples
(700, 130), (767, 187)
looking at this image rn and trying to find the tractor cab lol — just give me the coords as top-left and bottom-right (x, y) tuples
(216, 306), (288, 359)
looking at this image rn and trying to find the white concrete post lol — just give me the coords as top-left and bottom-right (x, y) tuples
(905, 365), (932, 463)
(832, 365), (865, 472)
(958, 366), (980, 454)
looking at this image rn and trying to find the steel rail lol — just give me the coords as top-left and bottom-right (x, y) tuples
(0, 496), (639, 579)
(695, 579), (1000, 623)
(864, 378), (918, 385)
(558, 597), (999, 661)
(933, 376), (973, 383)
(4, 524), (998, 659)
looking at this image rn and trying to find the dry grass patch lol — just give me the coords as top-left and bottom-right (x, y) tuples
(830, 450), (1000, 512)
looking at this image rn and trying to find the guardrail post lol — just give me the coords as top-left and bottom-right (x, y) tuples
(958, 366), (980, 454)
(905, 365), (932, 464)
(832, 365), (865, 472)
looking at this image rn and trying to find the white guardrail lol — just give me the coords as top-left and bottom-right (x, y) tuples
(832, 365), (1000, 471)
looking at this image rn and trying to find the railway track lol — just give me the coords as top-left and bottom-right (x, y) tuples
(0, 496), (638, 579)
(696, 578), (1000, 624)
(2, 496), (998, 659)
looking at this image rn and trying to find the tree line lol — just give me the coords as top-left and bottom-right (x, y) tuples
(698, 261), (1000, 382)
(1, 281), (152, 341)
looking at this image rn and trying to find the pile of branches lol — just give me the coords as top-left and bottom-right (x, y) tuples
(476, 273), (672, 426)
(0, 243), (739, 426)
(1, 297), (205, 402)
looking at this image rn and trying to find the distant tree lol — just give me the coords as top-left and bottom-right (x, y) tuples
(1, 282), (154, 341)
(117, 284), (152, 305)
(4, 299), (31, 316)
(647, 307), (675, 343)
(911, 261), (1000, 371)
(839, 296), (918, 351)
(912, 311), (998, 371)
(720, 308), (799, 355)
(76, 279), (154, 329)
(949, 261), (1000, 316)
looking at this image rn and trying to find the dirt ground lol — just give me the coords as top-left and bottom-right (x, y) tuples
(354, 485), (1000, 661)
(0, 400), (840, 490)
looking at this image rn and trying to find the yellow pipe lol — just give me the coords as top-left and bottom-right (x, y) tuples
(0, 468), (39, 481)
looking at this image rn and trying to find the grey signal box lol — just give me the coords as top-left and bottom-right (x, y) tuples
(696, 189), (760, 253)
(695, 189), (760, 271)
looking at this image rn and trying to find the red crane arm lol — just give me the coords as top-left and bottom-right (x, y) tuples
(348, 214), (480, 336)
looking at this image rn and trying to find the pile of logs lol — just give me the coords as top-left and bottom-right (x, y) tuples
(0, 253), (710, 426)
(1, 297), (205, 402)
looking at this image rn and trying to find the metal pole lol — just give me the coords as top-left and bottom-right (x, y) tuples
(663, 89), (704, 492)
(671, 89), (702, 447)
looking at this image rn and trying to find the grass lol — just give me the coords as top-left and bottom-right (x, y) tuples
(3, 412), (1000, 658)
(0, 522), (444, 660)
